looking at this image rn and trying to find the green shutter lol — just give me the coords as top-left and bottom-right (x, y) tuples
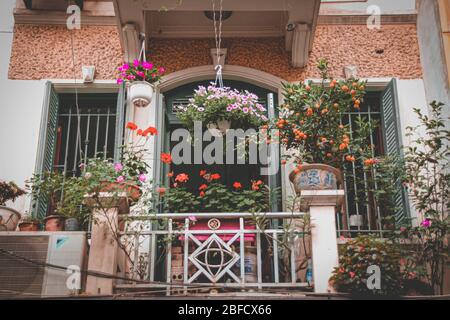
(114, 83), (126, 162)
(380, 79), (410, 224)
(33, 82), (59, 219)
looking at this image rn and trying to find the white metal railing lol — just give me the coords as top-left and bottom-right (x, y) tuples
(115, 212), (311, 295)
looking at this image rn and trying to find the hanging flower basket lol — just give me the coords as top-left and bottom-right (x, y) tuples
(176, 84), (268, 135)
(129, 81), (154, 108)
(117, 59), (165, 108)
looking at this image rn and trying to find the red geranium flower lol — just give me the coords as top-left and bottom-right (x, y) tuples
(126, 122), (138, 130)
(233, 182), (242, 189)
(210, 173), (221, 181)
(161, 153), (172, 164)
(143, 126), (158, 136)
(199, 184), (208, 191)
(199, 170), (207, 176)
(175, 173), (189, 183)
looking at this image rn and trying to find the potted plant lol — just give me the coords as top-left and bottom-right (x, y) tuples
(276, 59), (367, 193)
(0, 180), (26, 231)
(28, 172), (68, 231)
(117, 60), (165, 108)
(18, 216), (41, 231)
(83, 122), (156, 206)
(176, 84), (268, 136)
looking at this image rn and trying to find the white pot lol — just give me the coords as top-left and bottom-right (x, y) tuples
(349, 215), (364, 227)
(129, 81), (154, 108)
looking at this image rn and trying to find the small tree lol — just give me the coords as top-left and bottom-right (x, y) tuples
(401, 102), (450, 295)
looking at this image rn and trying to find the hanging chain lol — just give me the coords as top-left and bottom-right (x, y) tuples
(212, 0), (224, 88)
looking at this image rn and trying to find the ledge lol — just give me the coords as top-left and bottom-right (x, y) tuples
(299, 189), (345, 207)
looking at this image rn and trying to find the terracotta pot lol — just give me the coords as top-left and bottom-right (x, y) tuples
(100, 182), (141, 203)
(43, 215), (65, 231)
(289, 163), (343, 194)
(0, 206), (22, 231)
(18, 221), (40, 232)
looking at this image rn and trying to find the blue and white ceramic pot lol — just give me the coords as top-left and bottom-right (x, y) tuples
(289, 164), (342, 194)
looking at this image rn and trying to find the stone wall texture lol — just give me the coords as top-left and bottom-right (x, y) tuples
(9, 24), (423, 81)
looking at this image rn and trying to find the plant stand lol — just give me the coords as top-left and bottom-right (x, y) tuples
(301, 189), (345, 294)
(84, 192), (129, 295)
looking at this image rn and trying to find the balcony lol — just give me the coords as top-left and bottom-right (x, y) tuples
(112, 212), (311, 295)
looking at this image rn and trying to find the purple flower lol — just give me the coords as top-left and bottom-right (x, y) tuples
(226, 106), (233, 112)
(116, 176), (125, 183)
(138, 174), (147, 182)
(421, 218), (432, 228)
(242, 107), (249, 114)
(114, 163), (123, 172)
(188, 215), (197, 222)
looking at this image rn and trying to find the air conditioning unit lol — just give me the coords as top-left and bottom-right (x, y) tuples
(0, 232), (87, 298)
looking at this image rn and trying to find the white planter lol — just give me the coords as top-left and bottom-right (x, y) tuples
(349, 214), (364, 227)
(129, 81), (154, 108)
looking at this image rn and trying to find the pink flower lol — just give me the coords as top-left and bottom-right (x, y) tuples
(188, 216), (197, 222)
(349, 271), (356, 278)
(158, 67), (165, 75)
(114, 163), (123, 172)
(138, 174), (147, 182)
(117, 78), (123, 84)
(116, 176), (125, 183)
(133, 59), (140, 67)
(142, 62), (153, 70)
(121, 63), (130, 71)
(421, 218), (431, 228)
(136, 71), (145, 78)
(127, 75), (136, 80)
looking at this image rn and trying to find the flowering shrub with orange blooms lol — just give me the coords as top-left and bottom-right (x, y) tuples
(276, 59), (368, 169)
(159, 170), (276, 214)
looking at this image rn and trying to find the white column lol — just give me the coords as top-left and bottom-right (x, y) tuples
(301, 190), (344, 293)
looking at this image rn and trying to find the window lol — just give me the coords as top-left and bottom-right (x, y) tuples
(337, 79), (410, 236)
(161, 80), (281, 210)
(33, 83), (126, 219)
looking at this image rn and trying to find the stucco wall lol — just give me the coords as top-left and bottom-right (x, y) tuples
(8, 24), (423, 81)
(8, 25), (122, 80)
(417, 0), (450, 122)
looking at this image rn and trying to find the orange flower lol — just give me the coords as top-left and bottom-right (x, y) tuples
(364, 158), (377, 166)
(333, 103), (339, 109)
(161, 152), (172, 164)
(143, 126), (158, 136)
(321, 108), (328, 115)
(281, 159), (287, 165)
(157, 187), (166, 196)
(167, 171), (174, 178)
(321, 137), (327, 143)
(199, 170), (207, 176)
(339, 143), (348, 151)
(199, 184), (208, 191)
(137, 129), (144, 136)
(306, 108), (313, 117)
(233, 182), (242, 189)
(210, 173), (221, 181)
(341, 85), (349, 92)
(126, 121), (138, 130)
(175, 173), (189, 183)
(345, 155), (356, 162)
